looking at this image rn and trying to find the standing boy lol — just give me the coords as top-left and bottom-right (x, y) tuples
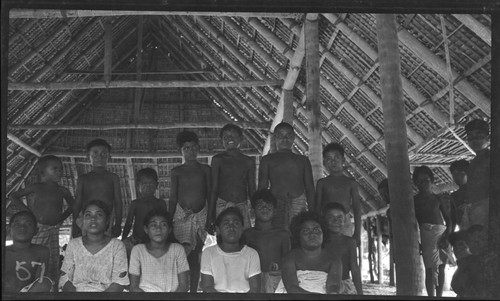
(122, 167), (167, 258)
(449, 159), (469, 231)
(5, 210), (53, 293)
(258, 122), (315, 230)
(170, 130), (211, 293)
(315, 143), (361, 246)
(72, 138), (123, 238)
(208, 124), (256, 230)
(243, 189), (291, 293)
(324, 203), (362, 295)
(9, 155), (74, 290)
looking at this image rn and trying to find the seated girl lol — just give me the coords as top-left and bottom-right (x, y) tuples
(128, 209), (189, 292)
(277, 211), (342, 294)
(200, 207), (261, 293)
(59, 200), (129, 292)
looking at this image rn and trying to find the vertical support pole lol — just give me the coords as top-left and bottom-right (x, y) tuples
(439, 14), (455, 125)
(305, 14), (322, 186)
(126, 158), (137, 201)
(376, 14), (423, 295)
(283, 88), (294, 123)
(367, 218), (375, 283)
(376, 215), (384, 284)
(389, 220), (396, 286)
(104, 20), (112, 86)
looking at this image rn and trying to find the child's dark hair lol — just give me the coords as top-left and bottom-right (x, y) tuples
(86, 138), (112, 152)
(84, 200), (111, 220)
(274, 122), (294, 133)
(465, 119), (489, 136)
(250, 189), (277, 209)
(378, 179), (389, 191)
(412, 165), (434, 184)
(137, 167), (158, 182)
(322, 142), (345, 158)
(220, 124), (243, 139)
(37, 155), (62, 173)
(323, 202), (348, 215)
(290, 211), (328, 249)
(215, 207), (246, 245)
(449, 230), (469, 246)
(9, 210), (37, 226)
(176, 131), (199, 148)
(450, 159), (469, 173)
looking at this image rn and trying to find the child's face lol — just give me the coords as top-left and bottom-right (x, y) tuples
(42, 160), (63, 182)
(275, 127), (295, 150)
(10, 215), (37, 243)
(325, 209), (345, 233)
(180, 141), (199, 161)
(83, 204), (108, 234)
(221, 129), (242, 150)
(88, 145), (110, 168)
(138, 176), (158, 197)
(451, 170), (467, 186)
(299, 220), (323, 250)
(414, 173), (432, 193)
(323, 150), (344, 174)
(217, 213), (243, 244)
(466, 129), (489, 153)
(254, 199), (275, 222)
(144, 216), (170, 243)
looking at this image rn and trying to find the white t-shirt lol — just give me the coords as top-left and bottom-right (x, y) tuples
(129, 243), (190, 292)
(200, 245), (261, 293)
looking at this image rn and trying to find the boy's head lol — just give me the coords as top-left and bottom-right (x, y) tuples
(136, 168), (158, 197)
(143, 209), (173, 243)
(290, 211), (328, 250)
(322, 143), (345, 174)
(465, 119), (489, 153)
(86, 139), (112, 168)
(324, 202), (347, 234)
(412, 165), (434, 192)
(377, 179), (390, 204)
(449, 159), (469, 186)
(448, 230), (471, 260)
(9, 210), (38, 243)
(250, 189), (277, 222)
(220, 124), (243, 150)
(37, 155), (63, 182)
(176, 131), (199, 161)
(274, 122), (295, 150)
(215, 207), (245, 245)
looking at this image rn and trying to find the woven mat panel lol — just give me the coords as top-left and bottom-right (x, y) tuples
(321, 59), (356, 96)
(358, 155), (377, 176)
(365, 108), (384, 134)
(353, 125), (377, 149)
(407, 111), (442, 139)
(337, 107), (358, 130)
(468, 67), (491, 98)
(332, 31), (375, 79)
(350, 89), (377, 117)
(344, 14), (378, 49)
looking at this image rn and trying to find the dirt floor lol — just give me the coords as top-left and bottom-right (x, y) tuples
(362, 281), (456, 297)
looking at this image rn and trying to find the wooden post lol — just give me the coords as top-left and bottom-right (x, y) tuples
(367, 218), (375, 283)
(104, 20), (112, 86)
(126, 158), (137, 201)
(376, 214), (384, 284)
(376, 14), (423, 295)
(305, 14), (322, 187)
(389, 219), (396, 286)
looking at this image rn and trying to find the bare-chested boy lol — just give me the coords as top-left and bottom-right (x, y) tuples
(208, 124), (256, 231)
(122, 167), (167, 258)
(315, 143), (361, 246)
(324, 203), (362, 295)
(243, 189), (290, 293)
(170, 130), (211, 293)
(449, 159), (469, 231)
(9, 155), (74, 290)
(5, 210), (54, 293)
(72, 138), (122, 238)
(413, 165), (455, 297)
(463, 119), (490, 231)
(258, 122), (315, 230)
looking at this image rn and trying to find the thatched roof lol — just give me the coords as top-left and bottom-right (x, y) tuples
(4, 6), (492, 217)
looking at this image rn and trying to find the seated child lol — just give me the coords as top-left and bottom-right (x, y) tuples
(59, 200), (129, 292)
(258, 122), (315, 230)
(9, 155), (75, 288)
(277, 211), (342, 294)
(5, 210), (53, 293)
(243, 189), (290, 293)
(129, 209), (189, 292)
(208, 124), (256, 231)
(200, 207), (261, 293)
(324, 203), (362, 294)
(73, 139), (122, 238)
(122, 168), (167, 258)
(449, 159), (469, 231)
(169, 130), (211, 292)
(315, 143), (361, 246)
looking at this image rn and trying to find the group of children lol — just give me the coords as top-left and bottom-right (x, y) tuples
(5, 121), (364, 294)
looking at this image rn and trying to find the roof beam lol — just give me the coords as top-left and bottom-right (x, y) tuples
(6, 133), (42, 157)
(452, 14), (491, 46)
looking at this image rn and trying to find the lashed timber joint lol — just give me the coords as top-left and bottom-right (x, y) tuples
(8, 80), (283, 91)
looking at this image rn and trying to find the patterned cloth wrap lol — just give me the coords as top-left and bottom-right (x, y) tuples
(31, 223), (60, 289)
(261, 271), (282, 293)
(275, 270), (328, 294)
(216, 198), (252, 229)
(272, 194), (307, 231)
(173, 203), (207, 255)
(339, 278), (357, 295)
(419, 223), (456, 285)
